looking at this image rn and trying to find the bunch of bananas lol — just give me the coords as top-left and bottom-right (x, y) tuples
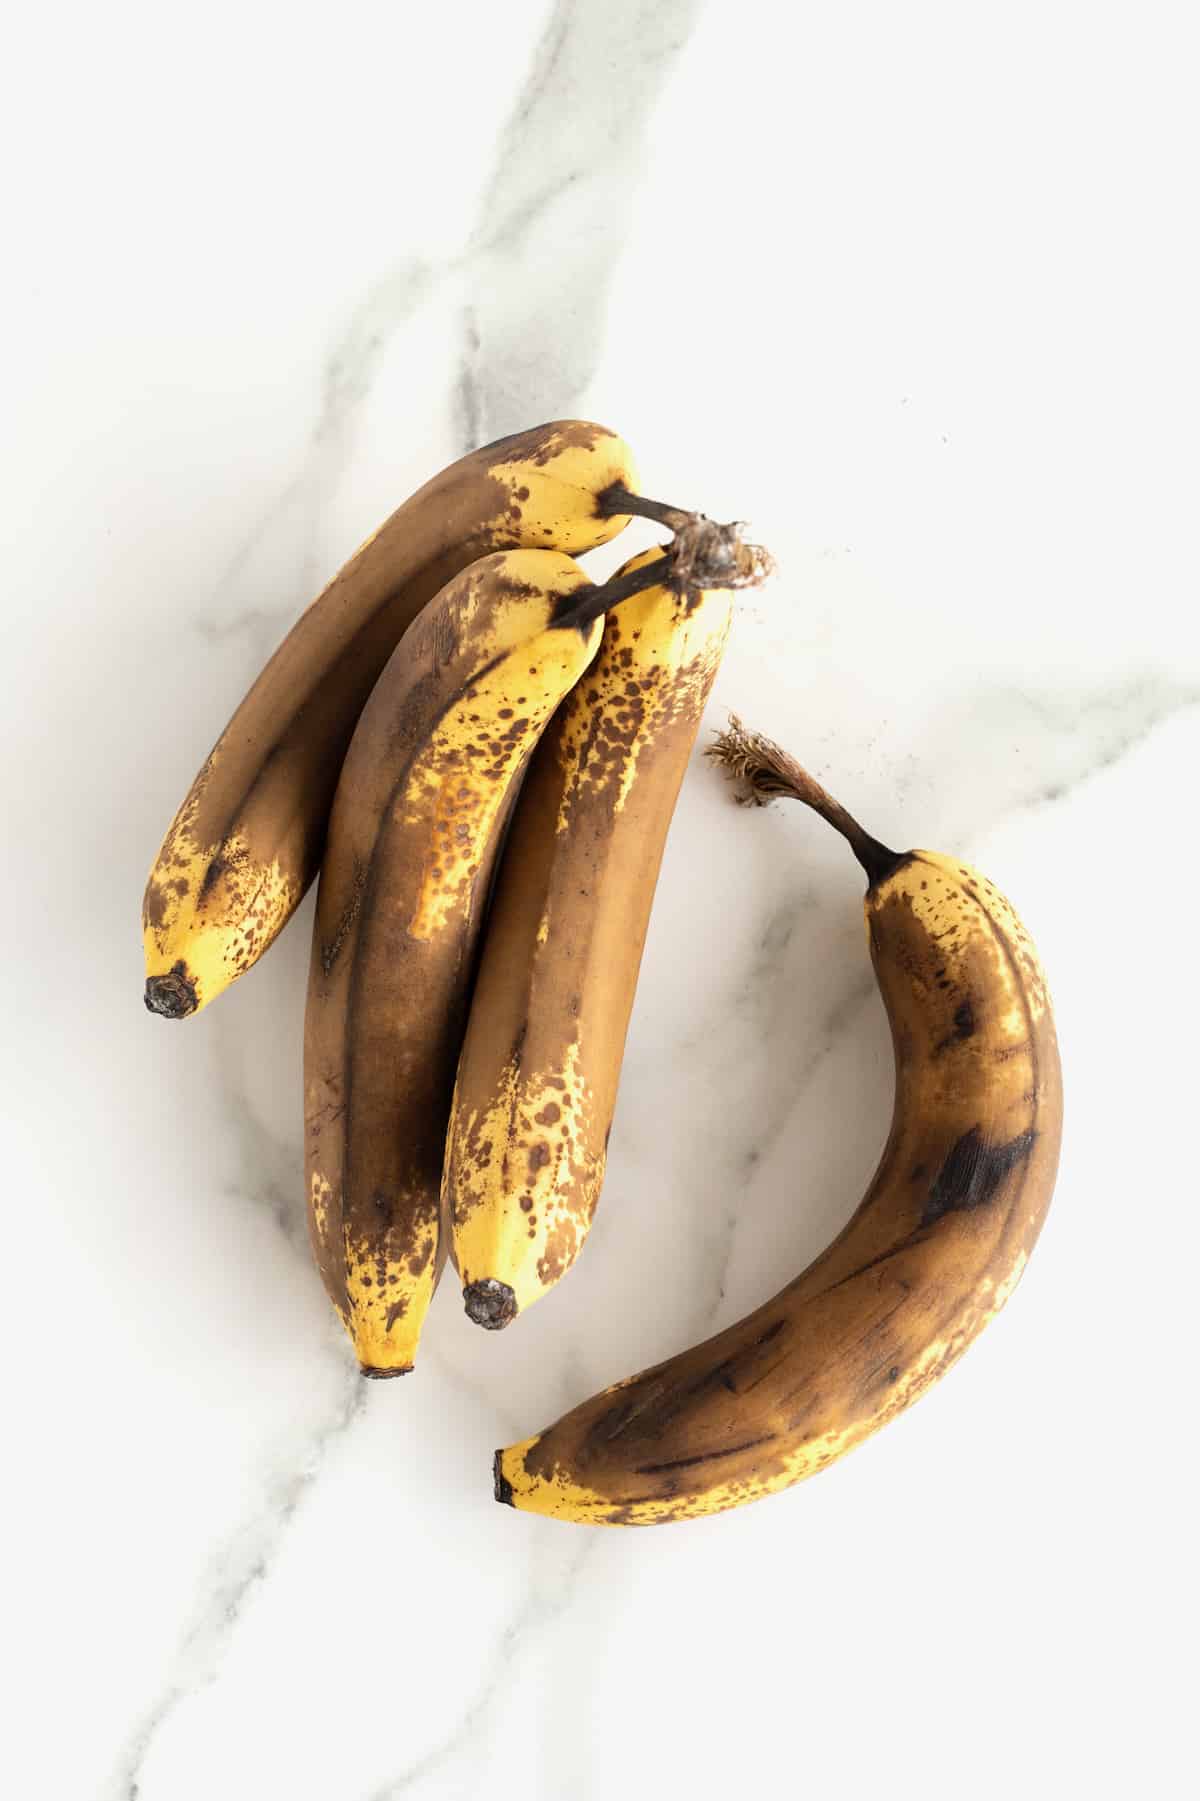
(144, 420), (1061, 1526)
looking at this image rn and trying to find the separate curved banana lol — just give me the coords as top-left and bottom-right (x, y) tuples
(304, 547), (618, 1376)
(144, 421), (638, 1020)
(495, 719), (1062, 1522)
(446, 544), (739, 1330)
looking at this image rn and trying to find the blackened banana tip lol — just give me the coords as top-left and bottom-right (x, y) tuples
(464, 1278), (519, 1331)
(144, 967), (198, 1019)
(494, 1452), (515, 1506)
(359, 1364), (413, 1379)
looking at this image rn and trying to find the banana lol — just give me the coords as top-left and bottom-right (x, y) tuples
(304, 545), (671, 1376)
(446, 542), (742, 1329)
(143, 421), (638, 1020)
(494, 719), (1062, 1521)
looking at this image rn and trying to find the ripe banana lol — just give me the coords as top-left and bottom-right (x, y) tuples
(143, 421), (638, 1020)
(446, 543), (740, 1329)
(494, 720), (1062, 1522)
(303, 545), (670, 1376)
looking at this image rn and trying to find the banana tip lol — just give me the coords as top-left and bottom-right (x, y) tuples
(359, 1364), (413, 1379)
(144, 965), (198, 1019)
(493, 1451), (515, 1506)
(464, 1278), (518, 1331)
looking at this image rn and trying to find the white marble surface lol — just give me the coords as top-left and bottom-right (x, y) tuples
(4, 3), (1198, 1796)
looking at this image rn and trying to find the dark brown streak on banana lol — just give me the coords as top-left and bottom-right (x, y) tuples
(574, 1362), (734, 1465)
(320, 856), (368, 977)
(197, 851), (231, 901)
(933, 997), (976, 1055)
(633, 1434), (777, 1476)
(818, 1241), (914, 1298)
(922, 1126), (1038, 1227)
(598, 1381), (671, 1443)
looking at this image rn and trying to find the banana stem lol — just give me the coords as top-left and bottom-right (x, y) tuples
(555, 556), (676, 631)
(557, 516), (774, 634)
(598, 485), (695, 533)
(599, 485), (775, 593)
(707, 715), (904, 887)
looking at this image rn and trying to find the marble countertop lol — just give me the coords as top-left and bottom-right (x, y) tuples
(5, 3), (1197, 1796)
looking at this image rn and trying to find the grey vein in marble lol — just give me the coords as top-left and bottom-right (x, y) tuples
(455, 303), (485, 453)
(195, 258), (436, 659)
(112, 1375), (367, 1801)
(420, 1342), (527, 1453)
(196, 0), (708, 649)
(209, 1007), (310, 1257)
(639, 871), (856, 1334)
(706, 969), (877, 1300)
(110, 977), (355, 1797)
(368, 1536), (599, 1800)
(457, 0), (707, 443)
(1001, 675), (1200, 809)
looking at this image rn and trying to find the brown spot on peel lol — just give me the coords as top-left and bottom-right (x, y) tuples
(932, 996), (978, 1056)
(143, 881), (168, 930)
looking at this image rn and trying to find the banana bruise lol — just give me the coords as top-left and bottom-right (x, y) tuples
(446, 546), (733, 1328)
(304, 549), (603, 1377)
(144, 422), (636, 1020)
(495, 732), (1062, 1521)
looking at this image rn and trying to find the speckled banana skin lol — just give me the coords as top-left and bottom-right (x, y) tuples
(446, 547), (732, 1328)
(143, 422), (636, 1019)
(304, 549), (602, 1376)
(495, 780), (1062, 1522)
